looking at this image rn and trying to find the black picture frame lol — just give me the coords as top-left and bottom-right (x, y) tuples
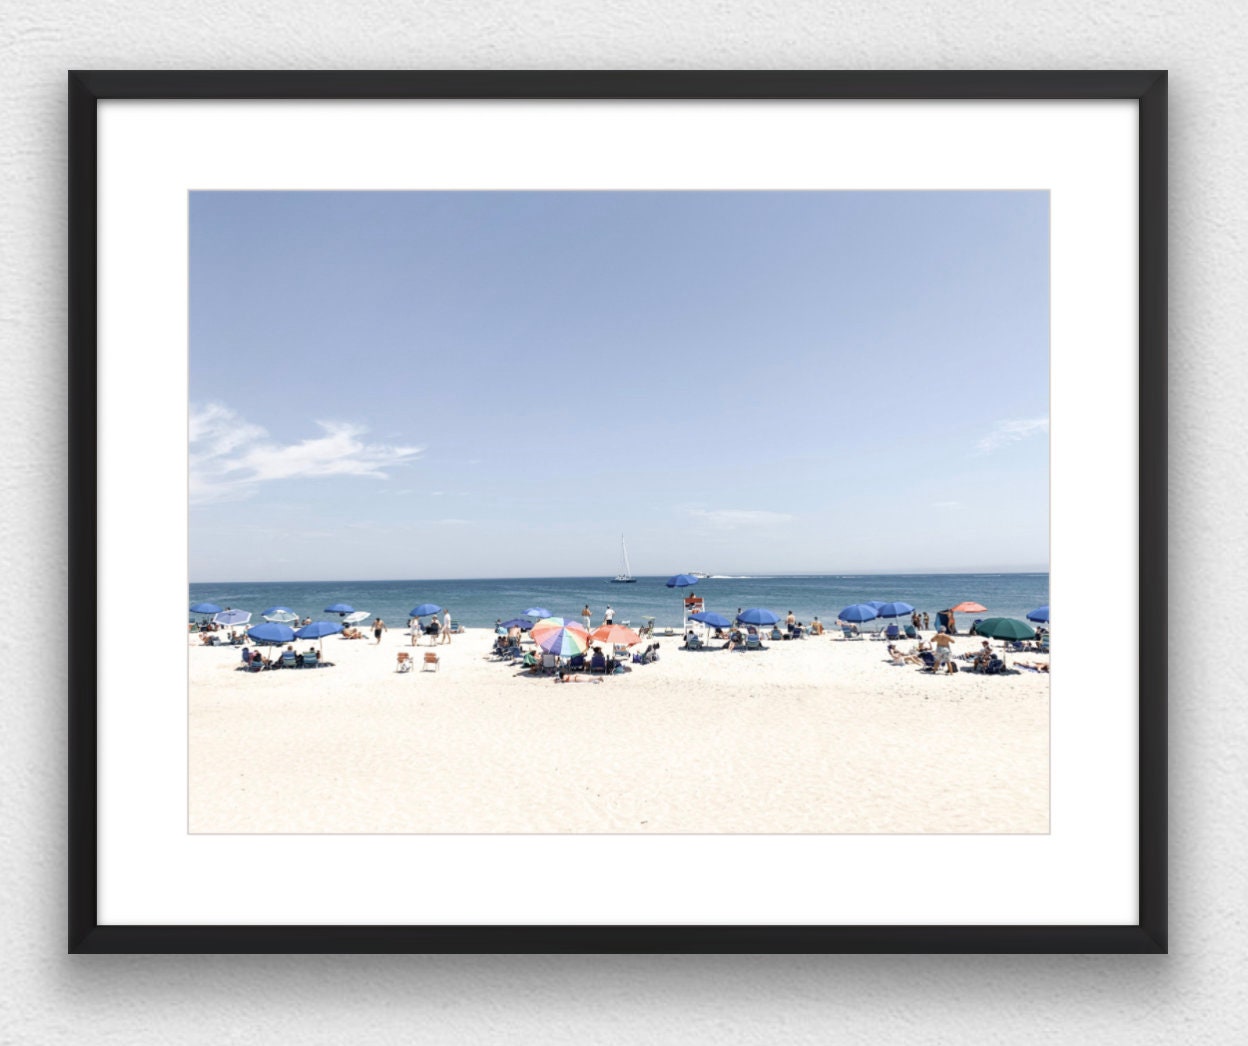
(68, 70), (1166, 955)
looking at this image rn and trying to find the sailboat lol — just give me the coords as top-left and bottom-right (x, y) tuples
(610, 534), (637, 583)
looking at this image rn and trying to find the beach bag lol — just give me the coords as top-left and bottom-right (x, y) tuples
(949, 661), (959, 673)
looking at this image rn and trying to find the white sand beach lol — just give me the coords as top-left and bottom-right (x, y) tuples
(188, 627), (1049, 834)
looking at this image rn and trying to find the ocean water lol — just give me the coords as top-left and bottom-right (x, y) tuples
(189, 573), (1049, 631)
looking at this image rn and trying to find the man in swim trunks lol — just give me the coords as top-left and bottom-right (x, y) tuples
(373, 617), (387, 644)
(931, 628), (955, 673)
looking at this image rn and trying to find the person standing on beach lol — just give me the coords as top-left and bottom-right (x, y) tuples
(373, 617), (387, 644)
(922, 611), (930, 631)
(582, 604), (592, 632)
(604, 605), (614, 625)
(947, 609), (958, 635)
(441, 609), (452, 644)
(931, 628), (956, 673)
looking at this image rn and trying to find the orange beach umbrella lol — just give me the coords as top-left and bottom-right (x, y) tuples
(951, 601), (987, 613)
(591, 624), (642, 647)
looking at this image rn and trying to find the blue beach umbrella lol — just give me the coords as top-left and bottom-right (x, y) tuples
(189, 602), (222, 615)
(324, 603), (354, 616)
(524, 607), (550, 619)
(876, 601), (915, 619)
(690, 611), (732, 629)
(297, 621), (343, 639)
(247, 622), (295, 646)
(838, 604), (879, 624)
(865, 600), (888, 611)
(1027, 606), (1050, 623)
(737, 607), (780, 626)
(213, 609), (251, 628)
(410, 603), (442, 617)
(296, 619), (344, 654)
(499, 617), (534, 631)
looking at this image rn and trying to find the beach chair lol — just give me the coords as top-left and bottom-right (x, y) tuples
(885, 624), (901, 641)
(590, 653), (608, 674)
(904, 624), (918, 639)
(1039, 634), (1050, 653)
(919, 651), (936, 672)
(396, 651), (413, 673)
(745, 634), (763, 651)
(280, 651), (298, 670)
(304, 651), (320, 668)
(422, 651), (440, 672)
(449, 621), (464, 634)
(684, 635), (703, 650)
(770, 627), (784, 641)
(248, 656), (265, 672)
(566, 654), (586, 672)
(841, 626), (862, 641)
(540, 653), (558, 674)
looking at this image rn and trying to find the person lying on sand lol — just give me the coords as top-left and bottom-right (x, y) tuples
(887, 643), (923, 666)
(1017, 660), (1050, 672)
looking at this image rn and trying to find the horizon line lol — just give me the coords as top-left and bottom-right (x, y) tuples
(191, 567), (1051, 586)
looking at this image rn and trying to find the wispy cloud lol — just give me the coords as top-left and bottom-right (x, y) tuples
(975, 417), (1049, 454)
(932, 500), (962, 510)
(686, 508), (794, 529)
(190, 403), (423, 504)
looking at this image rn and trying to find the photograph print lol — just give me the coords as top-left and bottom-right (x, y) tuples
(187, 190), (1051, 834)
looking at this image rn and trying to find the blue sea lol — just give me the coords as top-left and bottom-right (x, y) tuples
(189, 573), (1048, 630)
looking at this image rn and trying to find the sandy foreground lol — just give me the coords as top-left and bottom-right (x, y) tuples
(188, 627), (1049, 834)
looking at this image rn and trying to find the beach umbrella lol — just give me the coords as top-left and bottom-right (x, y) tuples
(975, 617), (1036, 643)
(1027, 606), (1050, 623)
(838, 603), (878, 624)
(189, 602), (222, 615)
(262, 606), (296, 617)
(531, 619), (590, 658)
(865, 600), (888, 610)
(524, 607), (550, 619)
(499, 617), (534, 631)
(690, 611), (732, 629)
(213, 609), (251, 628)
(343, 611), (370, 625)
(296, 619), (344, 656)
(247, 622), (295, 646)
(591, 624), (642, 647)
(876, 601), (915, 619)
(737, 607), (780, 626)
(324, 603), (354, 616)
(951, 601), (987, 614)
(262, 606), (299, 624)
(410, 603), (442, 617)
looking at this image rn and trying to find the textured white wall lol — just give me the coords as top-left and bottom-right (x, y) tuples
(2, 2), (1244, 1042)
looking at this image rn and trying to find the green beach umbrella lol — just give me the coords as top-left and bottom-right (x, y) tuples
(974, 617), (1036, 642)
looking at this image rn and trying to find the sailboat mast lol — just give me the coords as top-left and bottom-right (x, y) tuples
(621, 533), (631, 577)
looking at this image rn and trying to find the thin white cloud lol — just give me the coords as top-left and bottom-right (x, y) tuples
(687, 508), (794, 529)
(932, 500), (962, 510)
(975, 417), (1049, 454)
(190, 403), (423, 504)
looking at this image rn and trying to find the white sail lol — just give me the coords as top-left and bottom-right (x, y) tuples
(611, 533), (636, 582)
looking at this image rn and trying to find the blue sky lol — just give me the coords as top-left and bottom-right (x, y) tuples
(189, 191), (1049, 581)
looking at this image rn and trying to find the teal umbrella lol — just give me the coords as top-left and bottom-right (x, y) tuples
(974, 617), (1036, 642)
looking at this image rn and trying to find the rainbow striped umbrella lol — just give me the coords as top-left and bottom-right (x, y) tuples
(531, 618), (590, 657)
